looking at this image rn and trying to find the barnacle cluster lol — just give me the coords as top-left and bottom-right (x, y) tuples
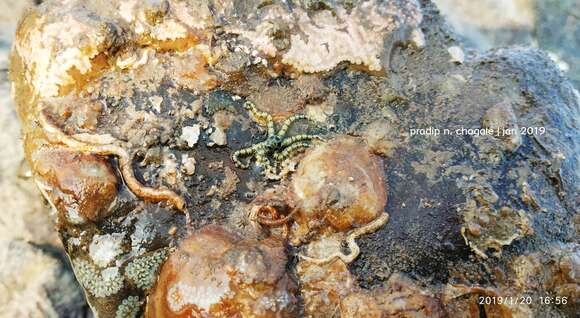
(115, 296), (143, 318)
(73, 259), (124, 298)
(124, 248), (169, 290)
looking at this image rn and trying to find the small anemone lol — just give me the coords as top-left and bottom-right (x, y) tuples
(116, 296), (144, 318)
(73, 259), (124, 298)
(124, 248), (169, 290)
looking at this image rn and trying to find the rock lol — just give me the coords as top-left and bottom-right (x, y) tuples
(535, 0), (580, 88)
(0, 241), (90, 318)
(0, 1), (90, 316)
(434, 0), (580, 88)
(9, 0), (579, 317)
(448, 46), (465, 64)
(208, 126), (227, 146)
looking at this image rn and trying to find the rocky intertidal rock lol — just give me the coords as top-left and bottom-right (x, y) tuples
(9, 0), (579, 317)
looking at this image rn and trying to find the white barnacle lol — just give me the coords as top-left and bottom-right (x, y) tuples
(89, 233), (125, 267)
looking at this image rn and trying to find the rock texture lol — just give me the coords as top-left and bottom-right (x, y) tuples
(9, 0), (579, 317)
(0, 1), (91, 317)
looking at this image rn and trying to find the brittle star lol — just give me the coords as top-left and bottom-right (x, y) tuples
(299, 213), (390, 265)
(231, 101), (322, 173)
(38, 108), (186, 213)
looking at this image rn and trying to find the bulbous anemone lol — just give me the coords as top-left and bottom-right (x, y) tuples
(32, 146), (118, 223)
(290, 136), (388, 240)
(145, 225), (298, 318)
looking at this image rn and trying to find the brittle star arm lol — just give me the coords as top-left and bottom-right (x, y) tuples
(254, 147), (271, 169)
(300, 212), (390, 265)
(38, 110), (186, 212)
(257, 208), (298, 226)
(280, 134), (323, 148)
(273, 141), (311, 161)
(277, 114), (317, 137)
(249, 205), (297, 229)
(244, 101), (275, 135)
(232, 143), (263, 168)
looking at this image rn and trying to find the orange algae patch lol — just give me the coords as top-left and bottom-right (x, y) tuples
(58, 52), (111, 96)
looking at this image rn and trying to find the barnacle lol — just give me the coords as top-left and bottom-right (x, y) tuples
(39, 109), (186, 212)
(300, 212), (389, 264)
(124, 248), (169, 290)
(73, 259), (124, 298)
(115, 296), (144, 318)
(231, 102), (322, 178)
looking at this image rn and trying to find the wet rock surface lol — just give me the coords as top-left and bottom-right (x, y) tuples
(8, 0), (579, 317)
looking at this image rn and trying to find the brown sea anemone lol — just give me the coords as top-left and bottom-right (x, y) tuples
(145, 225), (298, 318)
(289, 136), (388, 242)
(31, 146), (118, 223)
